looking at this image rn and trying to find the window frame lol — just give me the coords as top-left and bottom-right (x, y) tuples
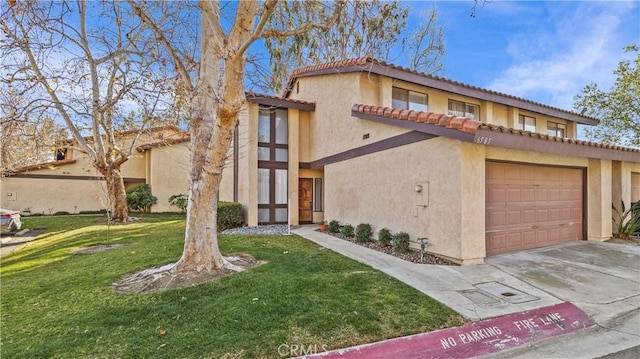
(313, 178), (323, 212)
(547, 121), (567, 138)
(257, 106), (289, 224)
(392, 87), (428, 112)
(518, 114), (536, 132)
(448, 99), (480, 120)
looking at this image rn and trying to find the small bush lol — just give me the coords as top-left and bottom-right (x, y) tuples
(613, 200), (640, 239)
(378, 228), (392, 247)
(79, 209), (108, 215)
(53, 211), (71, 216)
(393, 232), (411, 253)
(355, 223), (373, 243)
(126, 184), (157, 211)
(328, 220), (340, 233)
(218, 201), (244, 231)
(169, 194), (188, 212)
(341, 224), (355, 238)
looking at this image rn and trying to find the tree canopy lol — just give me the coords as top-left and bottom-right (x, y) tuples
(1, 1), (184, 221)
(574, 46), (640, 148)
(261, 0), (445, 93)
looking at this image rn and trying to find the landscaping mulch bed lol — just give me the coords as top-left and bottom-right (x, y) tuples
(319, 230), (458, 266)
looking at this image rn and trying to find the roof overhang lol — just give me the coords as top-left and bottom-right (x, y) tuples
(351, 104), (639, 164)
(287, 58), (598, 125)
(246, 92), (315, 112)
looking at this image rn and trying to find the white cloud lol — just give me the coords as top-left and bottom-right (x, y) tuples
(487, 1), (638, 110)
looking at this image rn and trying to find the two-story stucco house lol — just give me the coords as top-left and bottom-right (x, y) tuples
(3, 57), (639, 264)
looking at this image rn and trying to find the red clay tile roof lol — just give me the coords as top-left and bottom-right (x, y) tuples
(351, 104), (640, 162)
(59, 124), (184, 145)
(246, 92), (315, 111)
(286, 57), (599, 125)
(9, 159), (77, 174)
(136, 134), (191, 152)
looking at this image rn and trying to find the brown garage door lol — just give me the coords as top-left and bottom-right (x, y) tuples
(486, 162), (583, 256)
(632, 173), (640, 203)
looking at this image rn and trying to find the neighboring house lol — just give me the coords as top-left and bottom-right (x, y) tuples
(2, 57), (639, 264)
(1, 125), (192, 214)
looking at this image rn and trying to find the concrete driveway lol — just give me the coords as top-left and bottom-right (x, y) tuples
(486, 241), (640, 323)
(483, 241), (640, 359)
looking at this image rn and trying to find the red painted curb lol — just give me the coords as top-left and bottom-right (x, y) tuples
(299, 302), (595, 359)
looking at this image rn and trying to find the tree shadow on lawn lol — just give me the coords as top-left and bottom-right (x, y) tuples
(0, 221), (183, 277)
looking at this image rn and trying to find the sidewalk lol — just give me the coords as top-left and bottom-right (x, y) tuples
(292, 226), (560, 321)
(291, 226), (640, 358)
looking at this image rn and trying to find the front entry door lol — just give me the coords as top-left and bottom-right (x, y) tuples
(299, 178), (313, 223)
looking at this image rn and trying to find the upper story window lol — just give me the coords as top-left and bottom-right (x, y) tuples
(392, 87), (428, 111)
(547, 122), (566, 137)
(448, 100), (479, 120)
(258, 107), (288, 162)
(55, 148), (68, 161)
(518, 115), (536, 132)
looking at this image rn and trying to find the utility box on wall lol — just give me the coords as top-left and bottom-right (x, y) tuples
(414, 182), (429, 207)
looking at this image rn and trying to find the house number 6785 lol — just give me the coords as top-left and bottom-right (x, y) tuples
(476, 136), (492, 145)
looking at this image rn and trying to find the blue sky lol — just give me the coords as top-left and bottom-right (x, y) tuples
(399, 0), (639, 112)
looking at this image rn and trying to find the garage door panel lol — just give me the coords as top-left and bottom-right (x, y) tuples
(487, 187), (506, 203)
(522, 230), (537, 246)
(486, 163), (583, 256)
(535, 188), (548, 201)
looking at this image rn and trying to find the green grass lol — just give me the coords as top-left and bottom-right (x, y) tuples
(1, 214), (464, 358)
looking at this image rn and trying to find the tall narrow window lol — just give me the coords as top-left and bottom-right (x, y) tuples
(547, 122), (566, 137)
(392, 87), (428, 111)
(313, 178), (323, 212)
(518, 115), (536, 132)
(448, 100), (479, 120)
(258, 106), (289, 223)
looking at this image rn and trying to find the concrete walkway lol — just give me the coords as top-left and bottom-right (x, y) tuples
(292, 226), (640, 358)
(293, 226), (561, 321)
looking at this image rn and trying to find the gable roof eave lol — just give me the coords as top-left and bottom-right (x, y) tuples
(285, 57), (599, 126)
(351, 104), (640, 164)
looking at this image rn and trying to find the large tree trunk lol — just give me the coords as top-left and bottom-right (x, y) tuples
(101, 166), (129, 222)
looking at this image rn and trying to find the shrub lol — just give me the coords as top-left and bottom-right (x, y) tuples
(169, 194), (188, 212)
(341, 224), (355, 238)
(328, 220), (340, 233)
(378, 228), (392, 247)
(613, 200), (640, 239)
(393, 232), (411, 253)
(126, 184), (157, 211)
(53, 211), (71, 216)
(79, 209), (108, 215)
(355, 223), (373, 243)
(218, 201), (244, 231)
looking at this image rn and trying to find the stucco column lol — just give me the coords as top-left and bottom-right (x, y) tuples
(459, 142), (486, 265)
(507, 107), (519, 128)
(379, 77), (393, 106)
(239, 103), (258, 226)
(288, 109), (300, 225)
(587, 158), (612, 241)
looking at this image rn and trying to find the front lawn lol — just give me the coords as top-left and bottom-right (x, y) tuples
(1, 214), (464, 358)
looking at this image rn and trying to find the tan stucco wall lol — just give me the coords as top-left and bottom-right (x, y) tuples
(323, 137), (485, 264)
(288, 109), (300, 225)
(148, 142), (190, 212)
(293, 72), (408, 160)
(1, 176), (107, 214)
(237, 103), (259, 225)
(588, 158), (613, 241)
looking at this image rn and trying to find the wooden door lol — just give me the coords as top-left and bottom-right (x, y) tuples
(299, 178), (313, 223)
